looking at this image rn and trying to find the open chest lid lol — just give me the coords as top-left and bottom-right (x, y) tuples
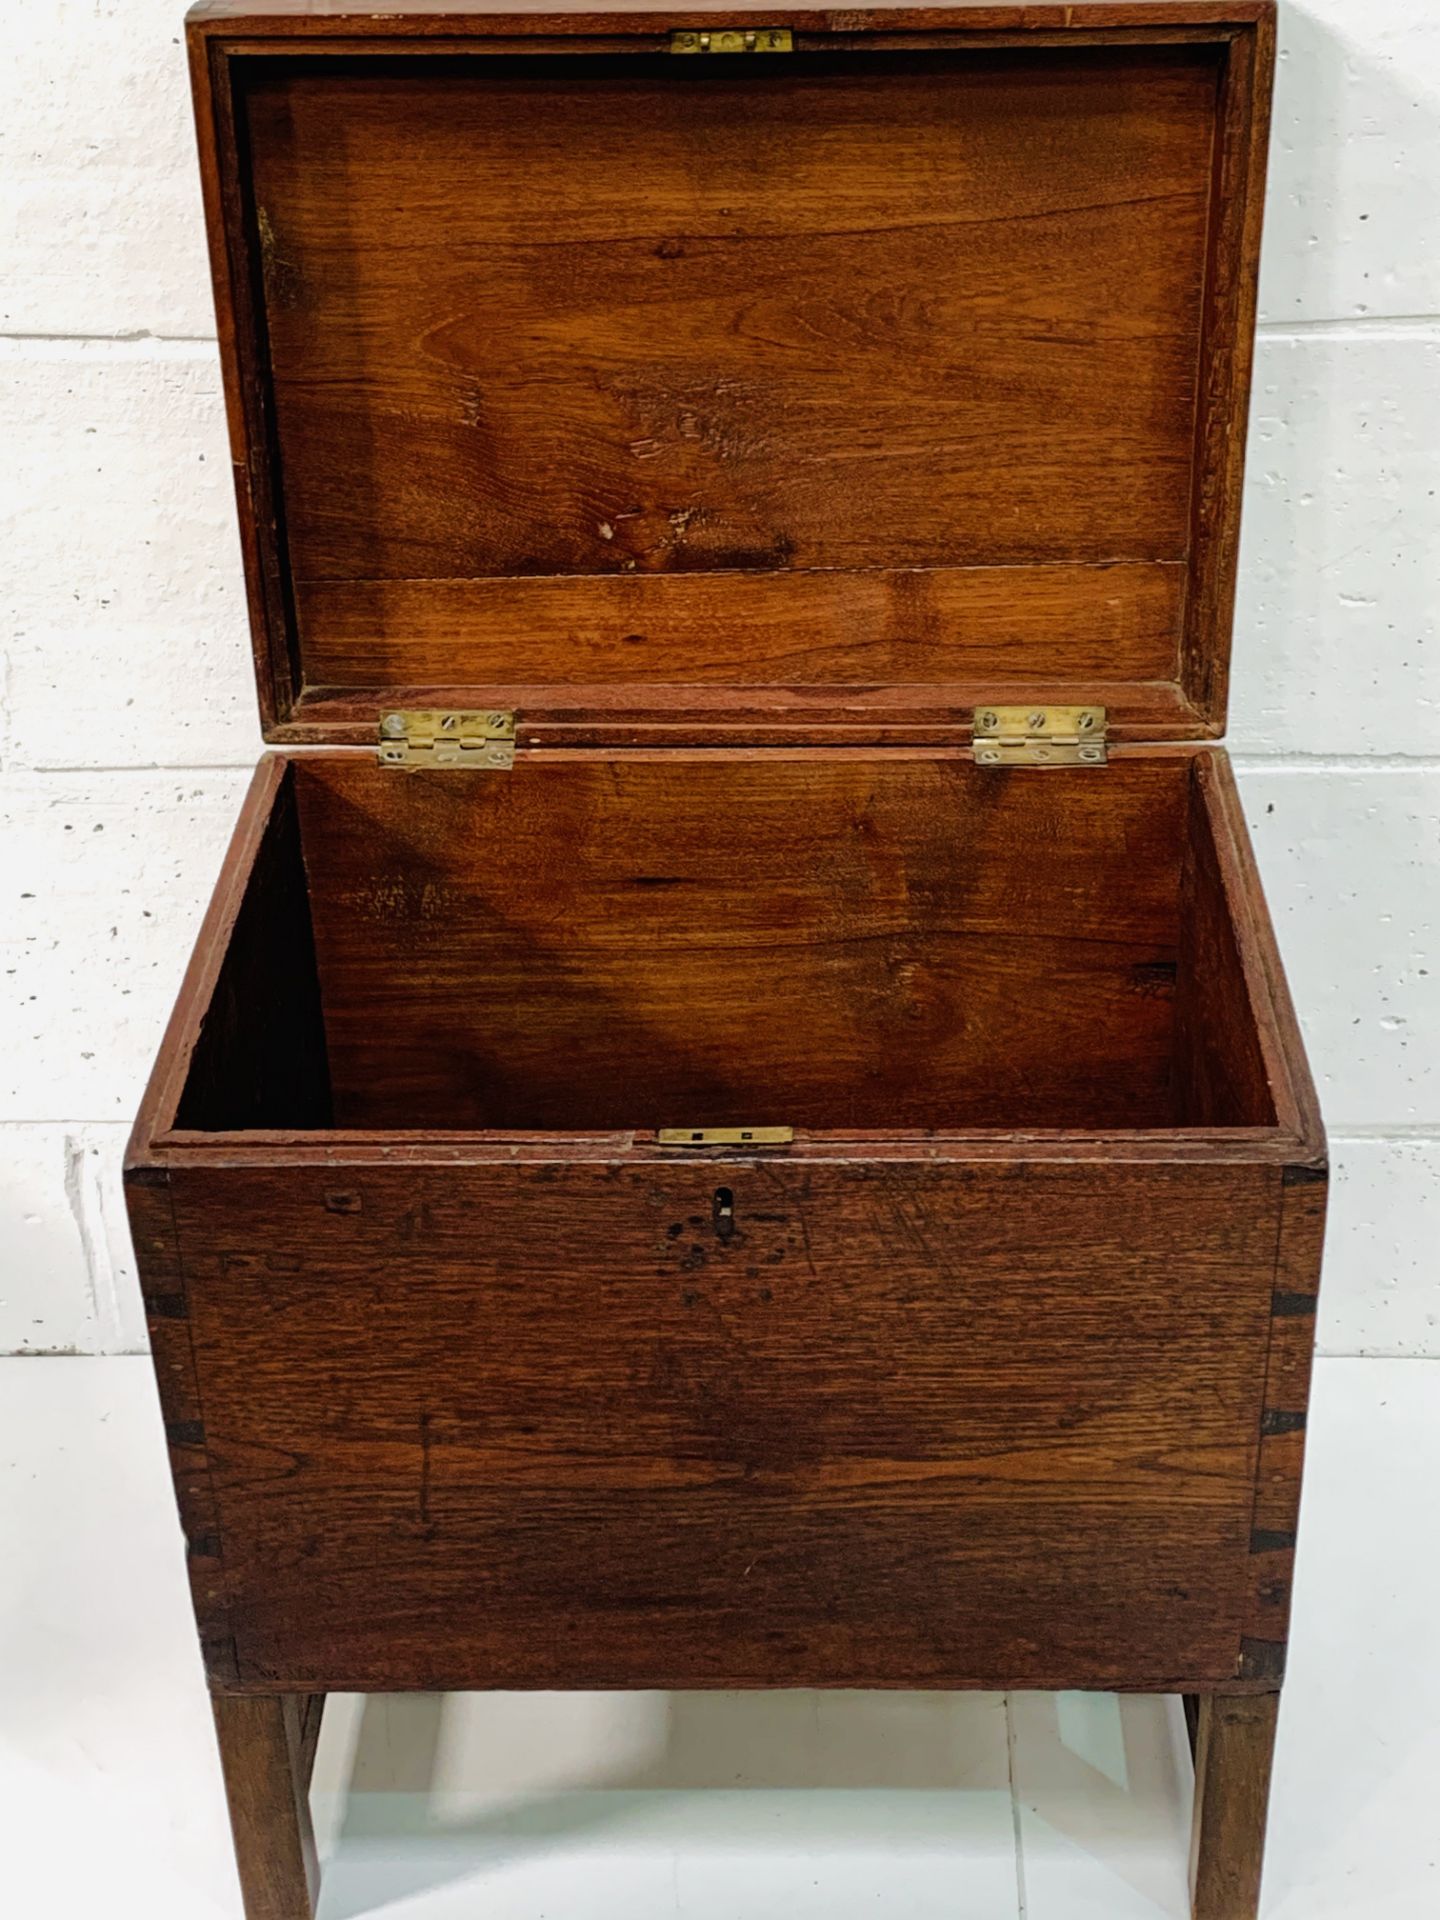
(189, 0), (1276, 750)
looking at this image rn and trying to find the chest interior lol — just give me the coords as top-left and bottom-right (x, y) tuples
(152, 14), (1295, 1148)
(171, 749), (1275, 1137)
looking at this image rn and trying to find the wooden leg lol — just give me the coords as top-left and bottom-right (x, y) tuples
(211, 1693), (323, 1920)
(294, 1693), (327, 1798)
(1189, 1692), (1280, 1920)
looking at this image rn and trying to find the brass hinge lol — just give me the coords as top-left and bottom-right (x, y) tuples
(657, 1126), (795, 1147)
(669, 26), (793, 53)
(377, 710), (515, 770)
(972, 705), (1108, 768)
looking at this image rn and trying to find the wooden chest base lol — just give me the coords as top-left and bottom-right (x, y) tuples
(128, 745), (1322, 1920)
(129, 747), (1323, 1694)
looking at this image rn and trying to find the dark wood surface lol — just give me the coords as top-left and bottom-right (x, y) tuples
(132, 741), (1320, 1152)
(1177, 4), (1273, 729)
(211, 1694), (319, 1920)
(282, 677), (1211, 750)
(250, 51), (1211, 587)
(129, 757), (293, 1155)
(186, 4), (1275, 743)
(292, 752), (1191, 1133)
(294, 1693), (326, 1794)
(143, 11), (1310, 1915)
(128, 737), (1323, 1702)
(293, 563), (1187, 702)
(140, 751), (1298, 1139)
(168, 1155), (1280, 1693)
(1173, 757), (1276, 1129)
(1189, 1692), (1280, 1920)
(190, 3), (1276, 30)
(129, 1174), (239, 1684)
(1240, 1162), (1325, 1682)
(175, 768), (332, 1131)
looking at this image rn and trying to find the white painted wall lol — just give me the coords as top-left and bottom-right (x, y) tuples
(2, 1), (1437, 1355)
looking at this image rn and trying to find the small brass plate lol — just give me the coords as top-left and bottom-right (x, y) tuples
(377, 709), (515, 769)
(657, 1127), (795, 1147)
(972, 704), (1108, 768)
(669, 27), (793, 53)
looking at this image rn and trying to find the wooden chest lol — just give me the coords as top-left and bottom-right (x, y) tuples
(128, 4), (1324, 1915)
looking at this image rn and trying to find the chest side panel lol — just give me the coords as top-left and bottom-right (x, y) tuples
(168, 1155), (1282, 1692)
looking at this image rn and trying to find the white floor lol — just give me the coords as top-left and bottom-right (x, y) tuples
(1, 1359), (1436, 1919)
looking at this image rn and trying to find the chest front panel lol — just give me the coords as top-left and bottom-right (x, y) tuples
(169, 1156), (1281, 1692)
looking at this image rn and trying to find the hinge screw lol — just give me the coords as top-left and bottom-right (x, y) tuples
(381, 713), (405, 738)
(1028, 711), (1046, 731)
(1077, 711), (1095, 731)
(978, 711), (997, 731)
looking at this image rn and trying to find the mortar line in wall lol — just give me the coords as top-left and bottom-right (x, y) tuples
(1258, 315), (1440, 339)
(1232, 754), (1440, 772)
(9, 764), (256, 776)
(1315, 1353), (1440, 1364)
(0, 330), (217, 347)
(1325, 1127), (1440, 1144)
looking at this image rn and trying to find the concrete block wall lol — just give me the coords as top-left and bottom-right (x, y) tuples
(2, 1), (1437, 1354)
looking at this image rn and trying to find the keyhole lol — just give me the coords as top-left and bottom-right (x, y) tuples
(713, 1186), (735, 1243)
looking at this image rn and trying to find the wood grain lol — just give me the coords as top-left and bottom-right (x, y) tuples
(281, 678), (1211, 749)
(211, 1693), (319, 1920)
(174, 769), (333, 1132)
(294, 1693), (326, 1792)
(250, 48), (1214, 576)
(169, 1155), (1280, 1691)
(1179, 13), (1274, 729)
(144, 750), (1307, 1144)
(284, 753), (1190, 1132)
(1195, 749), (1324, 1151)
(127, 1174), (238, 1684)
(189, 4), (1276, 31)
(182, 7), (1276, 740)
(1240, 1162), (1325, 1680)
(1189, 1691), (1280, 1920)
(147, 12), (1306, 1915)
(1172, 760), (1276, 1127)
(296, 562), (1185, 696)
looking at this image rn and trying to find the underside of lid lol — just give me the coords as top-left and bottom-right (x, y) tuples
(190, 4), (1276, 746)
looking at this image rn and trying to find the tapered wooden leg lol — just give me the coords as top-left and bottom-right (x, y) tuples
(211, 1693), (323, 1920)
(1189, 1692), (1280, 1920)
